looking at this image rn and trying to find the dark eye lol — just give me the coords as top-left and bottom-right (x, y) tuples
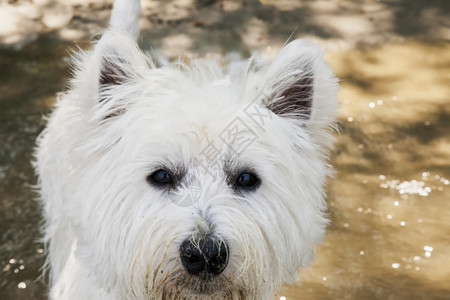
(235, 172), (260, 190)
(147, 169), (174, 187)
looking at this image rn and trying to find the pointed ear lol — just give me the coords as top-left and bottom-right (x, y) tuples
(93, 32), (148, 102)
(72, 31), (151, 119)
(262, 40), (336, 124)
(266, 62), (314, 120)
(99, 54), (129, 95)
(95, 52), (135, 118)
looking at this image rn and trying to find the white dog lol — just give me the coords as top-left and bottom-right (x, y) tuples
(35, 0), (339, 299)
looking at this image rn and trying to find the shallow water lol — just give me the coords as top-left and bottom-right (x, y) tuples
(278, 42), (450, 300)
(0, 35), (69, 299)
(1, 37), (449, 299)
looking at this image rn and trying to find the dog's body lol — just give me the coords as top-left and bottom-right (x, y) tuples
(35, 0), (339, 299)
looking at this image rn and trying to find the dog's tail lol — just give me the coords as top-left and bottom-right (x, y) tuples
(109, 0), (141, 40)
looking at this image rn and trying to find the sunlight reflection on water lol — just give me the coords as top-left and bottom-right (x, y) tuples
(1, 38), (449, 300)
(278, 42), (450, 299)
(380, 178), (432, 196)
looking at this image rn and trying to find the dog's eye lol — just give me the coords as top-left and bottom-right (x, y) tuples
(148, 169), (174, 186)
(235, 172), (260, 190)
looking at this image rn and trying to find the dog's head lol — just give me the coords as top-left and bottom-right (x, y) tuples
(65, 31), (338, 299)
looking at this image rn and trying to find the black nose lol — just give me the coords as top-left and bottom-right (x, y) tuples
(180, 237), (229, 276)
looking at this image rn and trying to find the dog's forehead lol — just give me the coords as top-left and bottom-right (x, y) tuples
(130, 72), (260, 137)
(120, 65), (309, 164)
(129, 106), (299, 170)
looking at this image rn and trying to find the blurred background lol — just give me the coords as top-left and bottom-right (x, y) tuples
(0, 0), (449, 299)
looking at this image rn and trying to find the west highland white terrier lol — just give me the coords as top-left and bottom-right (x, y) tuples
(35, 0), (339, 299)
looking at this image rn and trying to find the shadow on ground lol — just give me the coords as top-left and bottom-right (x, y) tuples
(1, 0), (449, 54)
(0, 1), (449, 299)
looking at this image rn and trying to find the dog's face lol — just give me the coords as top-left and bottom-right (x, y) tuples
(64, 32), (338, 299)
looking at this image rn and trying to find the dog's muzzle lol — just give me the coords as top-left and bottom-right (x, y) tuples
(180, 237), (229, 276)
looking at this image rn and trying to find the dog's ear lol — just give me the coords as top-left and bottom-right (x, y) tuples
(261, 40), (338, 126)
(94, 32), (149, 103)
(98, 54), (130, 95)
(265, 62), (313, 120)
(95, 51), (137, 118)
(72, 31), (152, 119)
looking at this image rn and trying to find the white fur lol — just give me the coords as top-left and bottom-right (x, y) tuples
(34, 0), (339, 299)
(109, 0), (141, 40)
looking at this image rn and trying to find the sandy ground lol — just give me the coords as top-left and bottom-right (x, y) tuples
(1, 1), (450, 300)
(1, 0), (449, 53)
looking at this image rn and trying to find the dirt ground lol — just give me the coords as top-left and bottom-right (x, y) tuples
(1, 0), (449, 52)
(1, 0), (449, 299)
